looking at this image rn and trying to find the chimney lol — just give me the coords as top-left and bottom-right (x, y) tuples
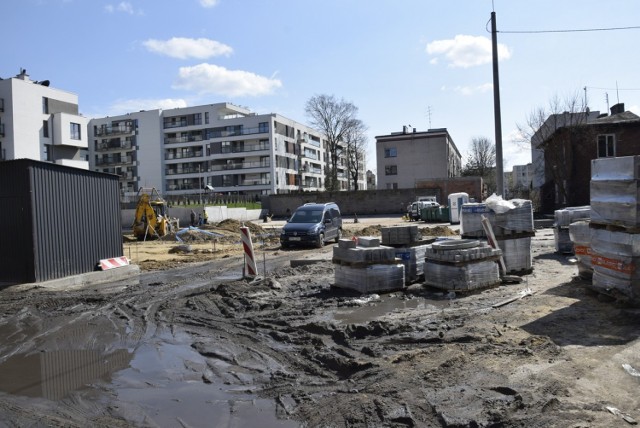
(610, 103), (625, 115)
(402, 126), (408, 134)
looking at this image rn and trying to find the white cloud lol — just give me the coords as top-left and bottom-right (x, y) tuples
(172, 63), (282, 97)
(426, 35), (511, 68)
(109, 98), (189, 114)
(143, 37), (232, 60)
(199, 0), (219, 7)
(453, 83), (493, 96)
(105, 2), (142, 15)
(629, 104), (640, 116)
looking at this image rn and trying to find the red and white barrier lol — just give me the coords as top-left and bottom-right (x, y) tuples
(240, 226), (258, 277)
(99, 256), (130, 271)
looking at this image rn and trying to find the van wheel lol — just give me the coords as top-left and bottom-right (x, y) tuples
(316, 233), (325, 248)
(334, 229), (342, 243)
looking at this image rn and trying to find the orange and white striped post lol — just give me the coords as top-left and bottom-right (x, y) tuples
(240, 226), (258, 277)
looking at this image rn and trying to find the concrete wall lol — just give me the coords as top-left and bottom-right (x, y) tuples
(265, 177), (483, 217)
(121, 206), (265, 229)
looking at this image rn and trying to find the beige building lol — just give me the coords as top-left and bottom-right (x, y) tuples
(375, 127), (461, 190)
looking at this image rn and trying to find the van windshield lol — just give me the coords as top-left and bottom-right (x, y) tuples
(289, 210), (323, 223)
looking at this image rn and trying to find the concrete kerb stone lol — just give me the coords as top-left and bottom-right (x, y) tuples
(14, 265), (141, 291)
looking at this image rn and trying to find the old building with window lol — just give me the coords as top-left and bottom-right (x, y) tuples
(531, 103), (640, 213)
(375, 126), (461, 190)
(89, 103), (365, 201)
(0, 69), (89, 168)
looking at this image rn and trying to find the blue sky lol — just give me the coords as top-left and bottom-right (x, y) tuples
(4, 0), (640, 173)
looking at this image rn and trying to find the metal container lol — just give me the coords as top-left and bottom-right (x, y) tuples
(0, 160), (122, 284)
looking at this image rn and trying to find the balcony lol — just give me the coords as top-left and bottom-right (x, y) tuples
(0, 98), (3, 112)
(208, 126), (269, 139)
(164, 135), (204, 144)
(221, 143), (270, 154)
(95, 156), (133, 166)
(94, 125), (134, 137)
(165, 167), (203, 175)
(165, 151), (203, 160)
(0, 123), (4, 137)
(210, 160), (270, 171)
(96, 141), (133, 151)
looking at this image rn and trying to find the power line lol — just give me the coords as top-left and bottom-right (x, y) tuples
(496, 25), (640, 34)
(586, 86), (640, 91)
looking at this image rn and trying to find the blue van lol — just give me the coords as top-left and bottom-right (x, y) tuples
(280, 202), (342, 248)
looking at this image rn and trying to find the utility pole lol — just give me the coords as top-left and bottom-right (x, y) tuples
(491, 11), (504, 198)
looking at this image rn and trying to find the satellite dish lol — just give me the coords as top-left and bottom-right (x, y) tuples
(40, 80), (50, 87)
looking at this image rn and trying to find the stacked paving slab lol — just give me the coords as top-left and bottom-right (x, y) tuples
(460, 196), (535, 274)
(554, 206), (591, 253)
(332, 237), (405, 293)
(568, 220), (592, 279)
(588, 156), (640, 302)
(423, 239), (502, 291)
(380, 225), (434, 284)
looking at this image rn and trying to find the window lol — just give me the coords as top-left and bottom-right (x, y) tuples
(70, 123), (81, 140)
(384, 147), (397, 158)
(42, 97), (49, 114)
(204, 112), (209, 125)
(385, 165), (398, 175)
(259, 122), (269, 133)
(43, 120), (49, 138)
(597, 134), (615, 158)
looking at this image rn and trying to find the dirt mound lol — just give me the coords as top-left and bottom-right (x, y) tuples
(420, 225), (459, 237)
(216, 219), (265, 235)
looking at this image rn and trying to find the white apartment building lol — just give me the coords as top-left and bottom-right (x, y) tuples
(511, 163), (533, 191)
(0, 69), (89, 168)
(89, 103), (363, 199)
(375, 126), (461, 190)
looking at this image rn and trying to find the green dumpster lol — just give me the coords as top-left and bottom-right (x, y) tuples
(439, 207), (450, 222)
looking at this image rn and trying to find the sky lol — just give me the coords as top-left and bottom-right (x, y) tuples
(4, 0), (640, 173)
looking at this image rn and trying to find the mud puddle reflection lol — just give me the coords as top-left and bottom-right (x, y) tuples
(329, 292), (453, 324)
(109, 330), (298, 427)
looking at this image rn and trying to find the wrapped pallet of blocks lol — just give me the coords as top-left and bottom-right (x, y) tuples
(554, 206), (590, 253)
(496, 236), (532, 274)
(394, 244), (429, 284)
(380, 225), (433, 284)
(591, 155), (640, 227)
(423, 239), (501, 291)
(460, 203), (492, 238)
(333, 238), (405, 293)
(568, 220), (592, 279)
(590, 227), (640, 302)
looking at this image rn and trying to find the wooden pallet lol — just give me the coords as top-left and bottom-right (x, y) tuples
(331, 258), (401, 268)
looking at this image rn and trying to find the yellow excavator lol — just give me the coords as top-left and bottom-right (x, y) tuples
(132, 187), (179, 240)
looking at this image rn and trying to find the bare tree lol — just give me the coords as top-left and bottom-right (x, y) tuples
(305, 95), (358, 191)
(461, 137), (496, 194)
(344, 119), (367, 191)
(515, 91), (595, 211)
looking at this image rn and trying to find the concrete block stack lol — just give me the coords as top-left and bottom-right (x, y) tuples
(588, 156), (640, 301)
(553, 206), (591, 253)
(460, 196), (535, 274)
(568, 220), (592, 279)
(381, 225), (433, 284)
(423, 239), (502, 291)
(332, 238), (405, 293)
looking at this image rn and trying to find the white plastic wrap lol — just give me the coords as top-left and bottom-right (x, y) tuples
(460, 203), (493, 236)
(554, 206), (591, 227)
(494, 199), (534, 233)
(394, 244), (428, 284)
(554, 227), (573, 253)
(569, 220), (592, 278)
(497, 237), (532, 273)
(334, 263), (405, 293)
(424, 260), (500, 291)
(591, 155), (640, 181)
(590, 180), (640, 227)
(589, 227), (640, 300)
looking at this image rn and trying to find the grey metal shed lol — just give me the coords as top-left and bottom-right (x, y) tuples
(0, 159), (122, 284)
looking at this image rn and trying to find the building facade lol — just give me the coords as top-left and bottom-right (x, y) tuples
(375, 126), (461, 190)
(89, 103), (365, 200)
(0, 69), (89, 169)
(532, 103), (640, 213)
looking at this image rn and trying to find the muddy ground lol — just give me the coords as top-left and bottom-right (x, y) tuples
(1, 221), (640, 427)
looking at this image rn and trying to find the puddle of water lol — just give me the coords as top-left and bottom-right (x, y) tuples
(110, 336), (298, 427)
(330, 293), (452, 325)
(0, 349), (132, 400)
